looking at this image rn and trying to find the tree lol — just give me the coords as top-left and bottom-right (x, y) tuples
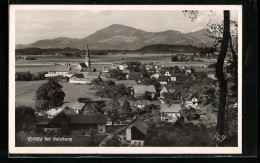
(171, 56), (179, 62)
(15, 105), (36, 133)
(183, 10), (231, 140)
(140, 78), (160, 91)
(108, 69), (125, 79)
(35, 79), (65, 111)
(106, 100), (120, 126)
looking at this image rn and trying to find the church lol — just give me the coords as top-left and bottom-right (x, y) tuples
(74, 45), (96, 72)
(69, 45), (100, 84)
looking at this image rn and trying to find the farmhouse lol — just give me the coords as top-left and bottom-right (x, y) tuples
(69, 114), (107, 133)
(157, 76), (171, 85)
(160, 104), (182, 123)
(36, 111), (71, 135)
(150, 73), (161, 79)
(126, 120), (148, 146)
(69, 72), (101, 84)
(45, 65), (73, 78)
(132, 85), (156, 99)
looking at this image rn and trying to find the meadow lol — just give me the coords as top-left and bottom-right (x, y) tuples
(15, 80), (110, 108)
(15, 53), (211, 108)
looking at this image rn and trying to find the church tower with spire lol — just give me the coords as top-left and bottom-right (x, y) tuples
(85, 44), (91, 68)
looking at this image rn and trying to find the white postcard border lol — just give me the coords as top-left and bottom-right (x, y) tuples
(9, 5), (242, 154)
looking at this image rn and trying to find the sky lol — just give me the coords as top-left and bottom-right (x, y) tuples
(15, 10), (238, 44)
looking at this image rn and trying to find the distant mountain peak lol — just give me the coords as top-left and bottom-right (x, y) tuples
(16, 24), (214, 50)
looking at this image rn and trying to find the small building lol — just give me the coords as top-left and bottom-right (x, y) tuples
(64, 102), (86, 114)
(158, 76), (171, 85)
(185, 94), (198, 107)
(160, 104), (182, 123)
(69, 72), (101, 84)
(207, 73), (217, 80)
(133, 85), (156, 99)
(45, 66), (72, 77)
(69, 114), (107, 133)
(126, 72), (144, 83)
(150, 73), (161, 79)
(160, 86), (177, 98)
(126, 120), (148, 146)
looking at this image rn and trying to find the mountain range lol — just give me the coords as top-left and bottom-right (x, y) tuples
(16, 24), (214, 50)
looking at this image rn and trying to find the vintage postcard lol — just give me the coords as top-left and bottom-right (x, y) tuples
(9, 5), (242, 154)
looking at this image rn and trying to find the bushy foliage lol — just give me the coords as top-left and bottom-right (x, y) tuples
(15, 105), (36, 133)
(95, 84), (128, 99)
(108, 69), (125, 79)
(145, 122), (216, 146)
(35, 79), (65, 111)
(15, 71), (46, 81)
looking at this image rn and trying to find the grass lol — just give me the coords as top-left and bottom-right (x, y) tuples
(15, 80), (110, 108)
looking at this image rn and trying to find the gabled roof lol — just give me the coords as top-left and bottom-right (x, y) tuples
(128, 120), (148, 135)
(160, 104), (182, 113)
(82, 72), (100, 78)
(64, 102), (86, 110)
(186, 94), (196, 101)
(69, 114), (107, 124)
(133, 85), (156, 95)
(78, 63), (88, 68)
(115, 80), (137, 88)
(62, 106), (77, 115)
(49, 66), (71, 72)
(46, 108), (63, 116)
(164, 85), (176, 93)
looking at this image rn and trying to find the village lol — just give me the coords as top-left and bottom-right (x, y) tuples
(15, 44), (238, 147)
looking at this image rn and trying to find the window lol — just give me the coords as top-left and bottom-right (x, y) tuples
(138, 142), (141, 146)
(100, 129), (103, 132)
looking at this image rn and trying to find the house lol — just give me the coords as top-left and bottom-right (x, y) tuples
(160, 104), (182, 123)
(207, 73), (217, 80)
(185, 94), (198, 106)
(150, 73), (161, 79)
(64, 102), (86, 114)
(45, 66), (73, 77)
(69, 72), (100, 84)
(118, 64), (128, 71)
(160, 86), (177, 98)
(69, 114), (107, 133)
(132, 100), (160, 109)
(115, 80), (137, 89)
(75, 63), (88, 70)
(157, 76), (171, 85)
(126, 120), (148, 146)
(126, 72), (144, 83)
(132, 85), (156, 99)
(46, 108), (63, 119)
(36, 111), (71, 135)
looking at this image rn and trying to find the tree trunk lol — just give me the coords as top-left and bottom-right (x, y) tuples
(229, 34), (238, 91)
(216, 11), (230, 136)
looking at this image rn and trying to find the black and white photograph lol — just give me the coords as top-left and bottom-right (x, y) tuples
(9, 5), (242, 154)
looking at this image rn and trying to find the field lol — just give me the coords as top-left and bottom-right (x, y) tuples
(15, 53), (210, 108)
(15, 80), (110, 108)
(15, 53), (215, 73)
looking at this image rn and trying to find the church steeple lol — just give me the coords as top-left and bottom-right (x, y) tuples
(85, 44), (91, 68)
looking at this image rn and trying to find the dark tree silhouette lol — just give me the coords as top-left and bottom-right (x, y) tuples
(35, 79), (65, 111)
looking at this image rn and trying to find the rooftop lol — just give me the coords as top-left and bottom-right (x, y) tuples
(133, 85), (156, 95)
(69, 114), (107, 124)
(160, 104), (182, 113)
